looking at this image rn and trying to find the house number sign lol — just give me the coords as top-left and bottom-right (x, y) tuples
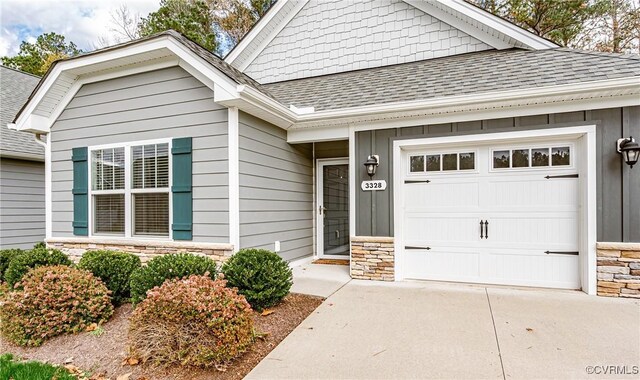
(361, 180), (387, 191)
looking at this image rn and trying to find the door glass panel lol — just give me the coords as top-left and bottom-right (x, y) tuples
(410, 155), (425, 172)
(532, 148), (549, 167)
(512, 149), (529, 168)
(323, 164), (349, 256)
(442, 154), (457, 171)
(459, 152), (475, 170)
(552, 146), (570, 166)
(426, 155), (441, 171)
(493, 150), (510, 168)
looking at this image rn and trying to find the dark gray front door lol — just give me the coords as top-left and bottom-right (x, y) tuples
(319, 161), (349, 257)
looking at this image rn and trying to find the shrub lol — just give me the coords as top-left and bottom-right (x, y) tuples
(78, 250), (141, 305)
(0, 354), (76, 380)
(221, 249), (292, 311)
(0, 265), (113, 347)
(0, 248), (23, 282)
(4, 248), (72, 288)
(129, 253), (218, 304)
(32, 242), (46, 250)
(128, 275), (254, 368)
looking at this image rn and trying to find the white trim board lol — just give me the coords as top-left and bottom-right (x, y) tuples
(228, 107), (240, 252)
(392, 125), (597, 295)
(316, 158), (350, 260)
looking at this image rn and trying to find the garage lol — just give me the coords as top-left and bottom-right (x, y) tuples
(398, 138), (582, 290)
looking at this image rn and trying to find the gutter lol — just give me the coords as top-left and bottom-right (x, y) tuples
(239, 76), (640, 129)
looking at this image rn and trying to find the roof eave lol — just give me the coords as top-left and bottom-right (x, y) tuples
(285, 76), (640, 137)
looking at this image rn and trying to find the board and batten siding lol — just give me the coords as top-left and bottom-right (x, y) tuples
(356, 107), (640, 243)
(50, 66), (229, 243)
(0, 158), (45, 249)
(244, 0), (491, 83)
(238, 112), (313, 261)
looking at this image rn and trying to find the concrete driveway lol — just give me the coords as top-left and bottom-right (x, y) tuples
(248, 278), (640, 379)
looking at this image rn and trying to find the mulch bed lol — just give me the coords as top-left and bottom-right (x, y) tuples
(2, 293), (323, 380)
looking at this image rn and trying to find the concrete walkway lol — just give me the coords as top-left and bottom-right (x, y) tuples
(248, 280), (640, 379)
(289, 262), (351, 298)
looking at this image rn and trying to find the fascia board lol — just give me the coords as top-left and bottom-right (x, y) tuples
(232, 0), (310, 71)
(436, 0), (558, 49)
(293, 77), (640, 124)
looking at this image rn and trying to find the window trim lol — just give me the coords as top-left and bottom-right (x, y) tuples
(88, 138), (173, 241)
(489, 142), (575, 173)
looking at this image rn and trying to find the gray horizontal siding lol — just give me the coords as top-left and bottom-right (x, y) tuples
(238, 111), (313, 261)
(0, 158), (45, 249)
(356, 107), (640, 243)
(50, 66), (229, 243)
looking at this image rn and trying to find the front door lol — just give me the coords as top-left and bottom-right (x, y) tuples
(317, 159), (349, 259)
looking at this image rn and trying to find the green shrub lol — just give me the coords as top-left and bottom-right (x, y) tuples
(0, 249), (23, 282)
(0, 354), (76, 380)
(128, 275), (253, 368)
(0, 265), (113, 347)
(78, 250), (141, 305)
(32, 242), (46, 250)
(221, 249), (292, 311)
(4, 248), (72, 288)
(129, 253), (217, 304)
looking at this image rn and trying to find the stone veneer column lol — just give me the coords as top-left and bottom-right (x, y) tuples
(350, 236), (394, 281)
(46, 238), (234, 265)
(596, 242), (640, 298)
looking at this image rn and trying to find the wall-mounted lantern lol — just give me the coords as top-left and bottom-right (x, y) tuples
(617, 136), (640, 169)
(363, 155), (379, 178)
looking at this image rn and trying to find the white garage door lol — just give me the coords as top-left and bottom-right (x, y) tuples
(401, 141), (580, 289)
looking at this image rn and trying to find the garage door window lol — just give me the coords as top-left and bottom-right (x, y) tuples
(492, 145), (571, 170)
(409, 152), (475, 173)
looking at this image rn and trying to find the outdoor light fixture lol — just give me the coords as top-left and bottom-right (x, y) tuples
(617, 136), (640, 169)
(364, 155), (379, 178)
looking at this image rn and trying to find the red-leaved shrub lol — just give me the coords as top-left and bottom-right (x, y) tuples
(0, 265), (113, 347)
(128, 275), (254, 368)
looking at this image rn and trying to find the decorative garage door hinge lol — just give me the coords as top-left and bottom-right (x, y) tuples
(404, 180), (431, 184)
(544, 174), (579, 179)
(544, 251), (579, 255)
(405, 246), (431, 250)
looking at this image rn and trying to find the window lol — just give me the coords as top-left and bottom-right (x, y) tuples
(492, 145), (571, 170)
(90, 141), (170, 237)
(409, 151), (475, 173)
(92, 148), (125, 234)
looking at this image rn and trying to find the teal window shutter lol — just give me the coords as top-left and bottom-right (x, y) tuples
(172, 137), (193, 240)
(72, 147), (89, 236)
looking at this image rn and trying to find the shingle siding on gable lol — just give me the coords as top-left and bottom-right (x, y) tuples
(245, 0), (491, 83)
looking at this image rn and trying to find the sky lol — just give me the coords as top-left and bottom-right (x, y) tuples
(0, 0), (160, 57)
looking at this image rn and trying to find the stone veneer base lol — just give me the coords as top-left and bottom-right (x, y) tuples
(350, 236), (394, 281)
(46, 238), (234, 264)
(596, 242), (640, 298)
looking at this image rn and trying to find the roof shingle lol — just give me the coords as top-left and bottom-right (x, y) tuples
(264, 48), (640, 111)
(1, 66), (42, 160)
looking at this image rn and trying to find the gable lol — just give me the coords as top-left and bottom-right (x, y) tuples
(243, 0), (492, 83)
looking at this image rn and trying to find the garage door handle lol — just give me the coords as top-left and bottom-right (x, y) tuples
(480, 220), (484, 239)
(544, 174), (579, 179)
(545, 251), (579, 255)
(485, 220), (488, 239)
(405, 246), (431, 250)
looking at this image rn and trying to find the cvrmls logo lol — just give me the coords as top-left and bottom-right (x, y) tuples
(585, 365), (639, 375)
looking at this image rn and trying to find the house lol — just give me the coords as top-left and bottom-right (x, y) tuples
(1, 65), (44, 249)
(9, 0), (640, 297)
